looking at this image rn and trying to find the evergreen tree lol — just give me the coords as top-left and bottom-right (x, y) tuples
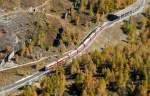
(89, 4), (94, 16)
(96, 78), (107, 96)
(22, 85), (37, 96)
(71, 59), (80, 74)
(80, 0), (87, 12)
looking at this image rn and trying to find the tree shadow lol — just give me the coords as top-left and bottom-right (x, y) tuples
(66, 83), (82, 96)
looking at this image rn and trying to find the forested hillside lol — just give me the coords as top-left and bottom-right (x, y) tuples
(0, 0), (136, 62)
(14, 6), (150, 96)
(16, 0), (136, 59)
(0, 0), (140, 89)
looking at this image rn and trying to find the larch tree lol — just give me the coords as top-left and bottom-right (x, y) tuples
(71, 59), (80, 74)
(80, 0), (87, 12)
(96, 78), (107, 96)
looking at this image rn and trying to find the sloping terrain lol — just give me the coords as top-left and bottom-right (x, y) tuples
(0, 0), (47, 11)
(0, 0), (139, 88)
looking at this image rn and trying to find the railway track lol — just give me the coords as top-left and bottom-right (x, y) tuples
(0, 0), (146, 95)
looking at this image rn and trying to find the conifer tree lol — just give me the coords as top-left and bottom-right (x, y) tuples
(97, 78), (107, 96)
(89, 4), (94, 16)
(71, 59), (80, 74)
(80, 0), (87, 12)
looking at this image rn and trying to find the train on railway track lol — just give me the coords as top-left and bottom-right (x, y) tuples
(0, 0), (146, 95)
(44, 27), (100, 70)
(43, 0), (144, 71)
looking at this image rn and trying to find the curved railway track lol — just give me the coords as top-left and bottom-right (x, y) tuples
(0, 0), (146, 95)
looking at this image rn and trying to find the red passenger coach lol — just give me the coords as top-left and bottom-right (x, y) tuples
(44, 61), (57, 70)
(69, 50), (78, 58)
(57, 56), (68, 65)
(95, 27), (101, 33)
(44, 56), (68, 70)
(89, 32), (96, 40)
(77, 44), (84, 52)
(83, 38), (90, 46)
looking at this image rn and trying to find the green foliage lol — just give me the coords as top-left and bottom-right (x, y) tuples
(65, 16), (150, 95)
(80, 0), (88, 12)
(37, 31), (46, 48)
(71, 59), (80, 74)
(22, 86), (33, 96)
(96, 78), (107, 96)
(75, 71), (85, 84)
(73, 0), (135, 17)
(145, 7), (150, 18)
(122, 21), (130, 33)
(40, 66), (66, 96)
(89, 4), (94, 16)
(22, 85), (37, 96)
(0, 0), (4, 5)
(122, 19), (137, 43)
(20, 2), (150, 96)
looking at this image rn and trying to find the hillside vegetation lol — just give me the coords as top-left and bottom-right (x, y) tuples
(0, 0), (142, 92)
(15, 0), (136, 59)
(0, 0), (136, 67)
(14, 6), (150, 96)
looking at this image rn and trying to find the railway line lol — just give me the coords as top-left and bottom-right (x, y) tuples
(0, 0), (146, 95)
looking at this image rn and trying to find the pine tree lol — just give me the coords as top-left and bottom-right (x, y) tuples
(116, 71), (124, 87)
(75, 71), (85, 84)
(80, 0), (87, 12)
(81, 90), (88, 96)
(97, 78), (107, 96)
(89, 4), (94, 16)
(71, 59), (80, 74)
(22, 85), (37, 96)
(86, 63), (96, 74)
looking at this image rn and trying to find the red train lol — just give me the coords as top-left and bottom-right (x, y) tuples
(44, 27), (102, 71)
